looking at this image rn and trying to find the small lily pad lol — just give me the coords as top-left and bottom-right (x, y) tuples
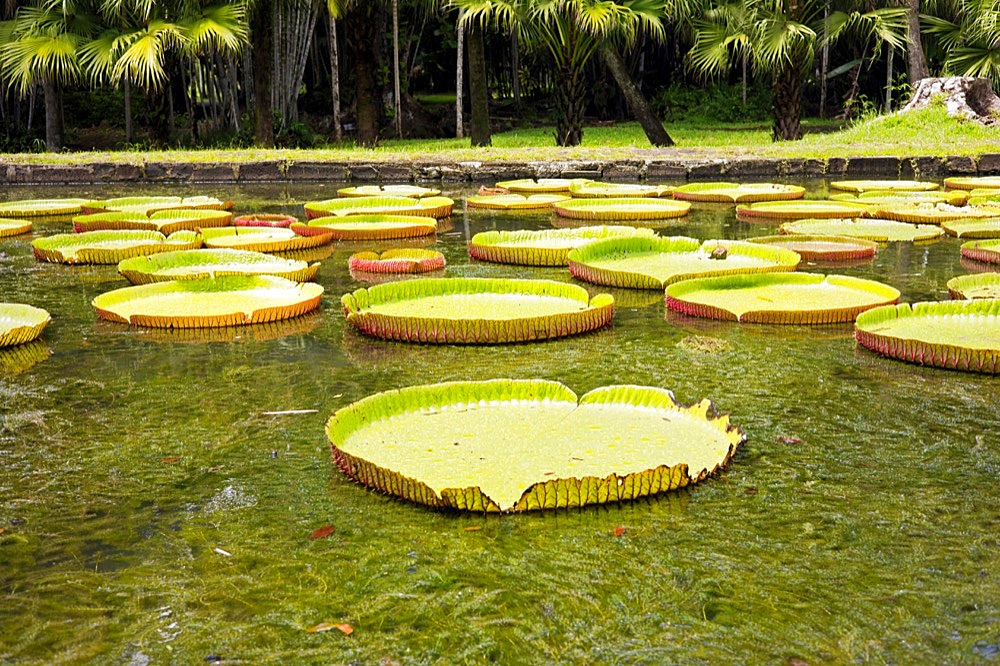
(779, 218), (945, 243)
(338, 185), (442, 198)
(553, 198), (691, 221)
(0, 198), (93, 217)
(348, 249), (445, 274)
(469, 226), (655, 266)
(117, 248), (320, 284)
(665, 273), (900, 324)
(466, 194), (570, 210)
(830, 180), (939, 193)
(568, 182), (673, 198)
(32, 230), (202, 264)
(0, 303), (51, 348)
(672, 182), (805, 203)
(942, 219), (1000, 239)
(961, 239), (1000, 264)
(944, 176), (1000, 191)
(494, 178), (588, 193)
(292, 214), (437, 240)
(947, 273), (1000, 299)
(0, 218), (32, 237)
(326, 379), (745, 512)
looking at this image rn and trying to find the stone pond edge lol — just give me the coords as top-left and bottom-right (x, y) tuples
(3, 153), (1000, 185)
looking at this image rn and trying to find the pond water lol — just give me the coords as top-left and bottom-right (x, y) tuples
(1, 181), (997, 664)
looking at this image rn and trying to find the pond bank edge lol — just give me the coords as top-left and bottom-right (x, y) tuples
(3, 153), (999, 185)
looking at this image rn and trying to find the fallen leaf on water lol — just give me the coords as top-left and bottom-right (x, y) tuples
(336, 624), (354, 635)
(310, 524), (335, 540)
(161, 456), (182, 464)
(463, 526), (482, 532)
(613, 526), (626, 537)
(307, 622), (354, 635)
(776, 436), (803, 444)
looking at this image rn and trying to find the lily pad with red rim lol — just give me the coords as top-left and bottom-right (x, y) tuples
(326, 379), (745, 512)
(342, 278), (614, 344)
(348, 249), (445, 274)
(32, 230), (202, 264)
(672, 182), (805, 203)
(947, 273), (1000, 299)
(960, 239), (1000, 264)
(468, 226), (655, 267)
(746, 234), (878, 261)
(117, 248), (320, 285)
(0, 303), (51, 348)
(665, 273), (900, 324)
(233, 213), (298, 228)
(855, 300), (1000, 373)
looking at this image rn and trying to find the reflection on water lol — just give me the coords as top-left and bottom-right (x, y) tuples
(1, 180), (998, 664)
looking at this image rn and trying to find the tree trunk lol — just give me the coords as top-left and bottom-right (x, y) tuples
(346, 4), (385, 147)
(600, 46), (673, 147)
(467, 23), (491, 147)
(771, 59), (803, 141)
(330, 15), (342, 142)
(392, 0), (402, 137)
(455, 10), (465, 139)
(905, 0), (929, 84)
(511, 31), (521, 109)
(251, 0), (274, 147)
(124, 77), (133, 143)
(42, 77), (64, 151)
(885, 48), (894, 112)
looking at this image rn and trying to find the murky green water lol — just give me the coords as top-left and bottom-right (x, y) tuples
(1, 182), (997, 665)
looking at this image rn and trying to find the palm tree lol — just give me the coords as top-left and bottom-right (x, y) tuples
(453, 0), (672, 147)
(923, 0), (1000, 87)
(688, 0), (906, 140)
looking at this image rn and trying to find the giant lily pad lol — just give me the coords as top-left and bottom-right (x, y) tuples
(779, 218), (945, 242)
(338, 185), (441, 198)
(326, 379), (745, 512)
(568, 182), (673, 198)
(747, 234), (878, 261)
(348, 249), (445, 274)
(874, 203), (1000, 224)
(292, 214), (437, 240)
(0, 198), (92, 217)
(947, 273), (1000, 299)
(960, 239), (1000, 264)
(73, 209), (233, 234)
(233, 213), (298, 228)
(736, 200), (870, 221)
(0, 303), (51, 348)
(829, 190), (968, 206)
(568, 236), (800, 290)
(855, 300), (1000, 373)
(93, 275), (324, 328)
(117, 248), (320, 285)
(553, 198), (690, 221)
(82, 195), (232, 215)
(342, 278), (614, 344)
(830, 180), (939, 193)
(304, 196), (454, 219)
(672, 182), (805, 203)
(495, 178), (587, 193)
(469, 226), (655, 267)
(944, 176), (1000, 191)
(942, 219), (1000, 239)
(665, 273), (900, 324)
(0, 218), (32, 237)
(466, 193), (570, 210)
(201, 226), (331, 253)
(32, 230), (201, 264)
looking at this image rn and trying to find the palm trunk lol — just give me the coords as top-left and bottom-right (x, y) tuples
(251, 0), (275, 146)
(330, 15), (342, 142)
(392, 0), (402, 138)
(42, 77), (64, 151)
(771, 59), (803, 141)
(905, 0), (929, 84)
(124, 77), (133, 143)
(455, 10), (465, 139)
(511, 31), (521, 109)
(346, 4), (385, 147)
(468, 23), (491, 147)
(554, 56), (586, 147)
(600, 46), (672, 147)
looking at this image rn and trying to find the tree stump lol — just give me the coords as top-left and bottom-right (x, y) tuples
(901, 77), (1000, 125)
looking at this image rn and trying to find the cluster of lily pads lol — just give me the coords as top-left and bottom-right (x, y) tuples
(3, 175), (999, 513)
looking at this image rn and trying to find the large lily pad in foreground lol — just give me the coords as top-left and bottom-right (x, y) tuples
(292, 214), (437, 240)
(672, 182), (805, 203)
(553, 198), (690, 221)
(32, 230), (201, 264)
(947, 273), (1000, 299)
(342, 278), (614, 343)
(93, 275), (324, 328)
(201, 226), (331, 253)
(747, 234), (878, 261)
(960, 239), (1000, 264)
(779, 218), (944, 242)
(855, 300), (1000, 373)
(665, 273), (900, 324)
(568, 236), (800, 290)
(117, 248), (320, 284)
(469, 226), (654, 266)
(0, 218), (32, 237)
(0, 303), (51, 348)
(326, 379), (745, 512)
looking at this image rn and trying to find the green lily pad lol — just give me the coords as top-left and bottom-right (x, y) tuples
(494, 178), (588, 193)
(942, 219), (1000, 239)
(875, 203), (1000, 224)
(568, 236), (800, 290)
(665, 273), (900, 324)
(32, 230), (202, 264)
(201, 226), (331, 253)
(338, 185), (442, 198)
(0, 303), (51, 348)
(829, 190), (968, 206)
(568, 181), (673, 198)
(0, 218), (32, 237)
(292, 214), (437, 240)
(672, 182), (805, 203)
(830, 180), (939, 193)
(72, 209), (233, 234)
(348, 249), (445, 274)
(342, 278), (614, 344)
(855, 300), (1000, 373)
(746, 234), (878, 261)
(304, 196), (454, 219)
(82, 196), (232, 215)
(968, 192), (1000, 206)
(469, 226), (655, 267)
(944, 176), (1000, 191)
(947, 273), (1000, 299)
(779, 218), (945, 242)
(553, 198), (691, 221)
(960, 239), (1000, 264)
(466, 193), (571, 210)
(326, 379), (745, 512)
(736, 200), (870, 221)
(93, 275), (324, 328)
(117, 248), (320, 285)
(0, 198), (92, 217)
